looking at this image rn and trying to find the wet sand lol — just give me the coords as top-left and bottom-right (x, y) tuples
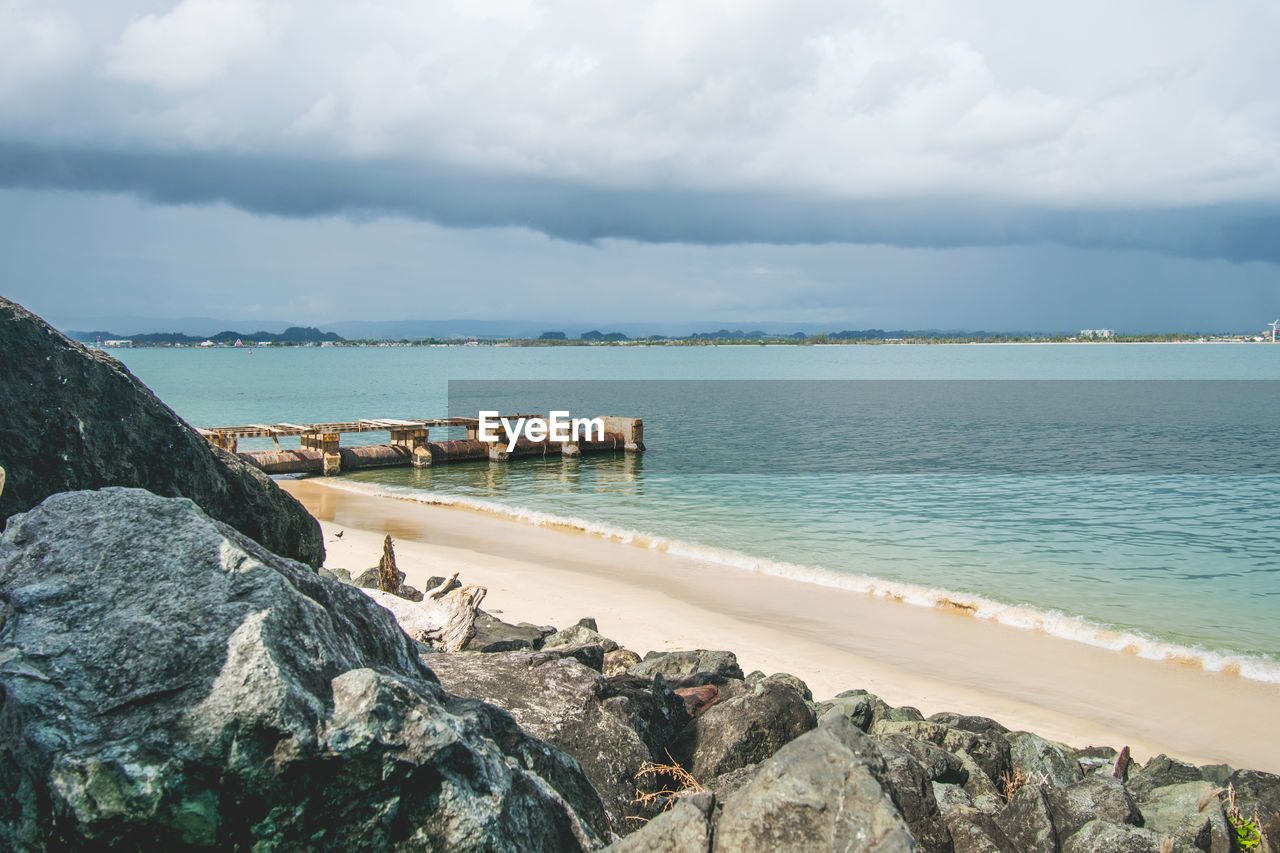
(282, 477), (1280, 772)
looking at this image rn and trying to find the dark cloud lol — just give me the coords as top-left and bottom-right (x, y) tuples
(3, 140), (1278, 264)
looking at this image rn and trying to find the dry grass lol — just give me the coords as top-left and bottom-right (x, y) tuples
(628, 758), (705, 821)
(998, 768), (1049, 802)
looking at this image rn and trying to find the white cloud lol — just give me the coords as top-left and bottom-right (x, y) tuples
(104, 0), (268, 92)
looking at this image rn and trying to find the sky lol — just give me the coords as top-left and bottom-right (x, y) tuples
(1, 0), (1277, 334)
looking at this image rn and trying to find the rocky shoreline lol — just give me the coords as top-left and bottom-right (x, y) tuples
(2, 296), (1279, 851)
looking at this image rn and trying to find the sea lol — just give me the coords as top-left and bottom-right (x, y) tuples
(114, 342), (1280, 682)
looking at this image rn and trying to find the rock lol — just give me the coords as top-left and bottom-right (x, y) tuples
(576, 616), (599, 631)
(1045, 775), (1143, 841)
(674, 685), (722, 717)
(425, 574), (463, 595)
(631, 649), (744, 681)
(815, 688), (883, 731)
(705, 763), (760, 799)
(744, 670), (813, 703)
(928, 712), (1011, 736)
(1007, 731), (1084, 788)
(879, 732), (969, 785)
(1226, 769), (1280, 851)
(956, 749), (1007, 814)
(712, 716), (919, 852)
(318, 566), (352, 583)
(396, 584), (423, 601)
(994, 784), (1058, 853)
(943, 805), (1020, 853)
(1138, 781), (1230, 853)
(603, 649), (642, 676)
(857, 735), (954, 852)
(465, 611), (548, 652)
(874, 718), (1011, 794)
(933, 782), (974, 814)
(1199, 764), (1233, 787)
(545, 622), (620, 653)
(669, 677), (816, 780)
(1128, 754), (1206, 801)
(1077, 745), (1120, 776)
(0, 488), (605, 850)
(355, 564), (403, 588)
(1061, 819), (1169, 853)
(427, 648), (688, 834)
(0, 297), (323, 567)
(604, 792), (715, 853)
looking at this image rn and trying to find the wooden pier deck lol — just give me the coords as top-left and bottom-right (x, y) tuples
(197, 415), (643, 476)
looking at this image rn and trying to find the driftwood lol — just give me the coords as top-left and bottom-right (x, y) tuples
(362, 573), (486, 652)
(377, 534), (400, 594)
(0, 466), (5, 498)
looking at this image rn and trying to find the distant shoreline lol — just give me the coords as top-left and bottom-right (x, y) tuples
(90, 336), (1276, 350)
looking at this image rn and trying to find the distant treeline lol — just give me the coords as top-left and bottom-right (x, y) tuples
(70, 327), (342, 345)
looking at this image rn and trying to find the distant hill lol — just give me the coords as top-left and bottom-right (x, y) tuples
(66, 326), (342, 345)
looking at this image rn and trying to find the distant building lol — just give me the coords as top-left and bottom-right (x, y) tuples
(102, 339), (133, 348)
(1079, 329), (1115, 339)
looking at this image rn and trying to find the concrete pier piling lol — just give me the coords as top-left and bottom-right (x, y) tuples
(195, 416), (643, 476)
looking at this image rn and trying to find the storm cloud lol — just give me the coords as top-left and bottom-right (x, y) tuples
(1, 0), (1277, 329)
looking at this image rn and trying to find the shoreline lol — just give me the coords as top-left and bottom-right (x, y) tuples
(281, 477), (1280, 773)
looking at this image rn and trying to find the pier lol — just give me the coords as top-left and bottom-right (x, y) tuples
(196, 416), (644, 476)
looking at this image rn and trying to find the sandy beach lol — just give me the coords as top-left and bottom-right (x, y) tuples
(281, 478), (1280, 773)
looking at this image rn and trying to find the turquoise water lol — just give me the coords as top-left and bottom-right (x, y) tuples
(115, 343), (1280, 679)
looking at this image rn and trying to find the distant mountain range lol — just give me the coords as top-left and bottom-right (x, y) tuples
(58, 315), (1023, 342)
(67, 327), (341, 345)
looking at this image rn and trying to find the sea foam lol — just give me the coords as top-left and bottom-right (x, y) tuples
(318, 479), (1280, 685)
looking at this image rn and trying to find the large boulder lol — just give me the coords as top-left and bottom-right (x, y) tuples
(0, 298), (323, 567)
(427, 648), (689, 834)
(1138, 781), (1230, 853)
(668, 676), (816, 780)
(630, 650), (744, 681)
(463, 611), (550, 652)
(0, 488), (605, 850)
(1127, 754), (1205, 800)
(712, 716), (919, 852)
(1044, 775), (1143, 842)
(1007, 731), (1084, 788)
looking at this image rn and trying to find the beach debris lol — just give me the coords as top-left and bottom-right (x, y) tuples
(362, 572), (487, 652)
(0, 466), (5, 499)
(674, 685), (721, 718)
(376, 534), (400, 594)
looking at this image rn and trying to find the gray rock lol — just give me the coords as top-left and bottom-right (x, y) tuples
(604, 792), (715, 853)
(576, 616), (599, 631)
(956, 749), (1007, 814)
(0, 297), (323, 567)
(874, 718), (1012, 794)
(1128, 754), (1206, 801)
(1226, 768), (1280, 851)
(994, 784), (1057, 853)
(1061, 819), (1170, 853)
(603, 649), (642, 676)
(1007, 731), (1085, 788)
(928, 712), (1011, 736)
(668, 677), (816, 780)
(1139, 781), (1230, 853)
(631, 649), (744, 681)
(744, 670), (813, 703)
(815, 688), (884, 731)
(933, 782), (975, 815)
(1198, 764), (1233, 787)
(464, 611), (548, 652)
(0, 488), (605, 850)
(705, 763), (761, 799)
(1045, 775), (1143, 841)
(354, 564), (403, 588)
(318, 566), (352, 583)
(712, 716), (919, 852)
(545, 622), (620, 653)
(879, 732), (969, 785)
(427, 648), (688, 834)
(943, 805), (1020, 853)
